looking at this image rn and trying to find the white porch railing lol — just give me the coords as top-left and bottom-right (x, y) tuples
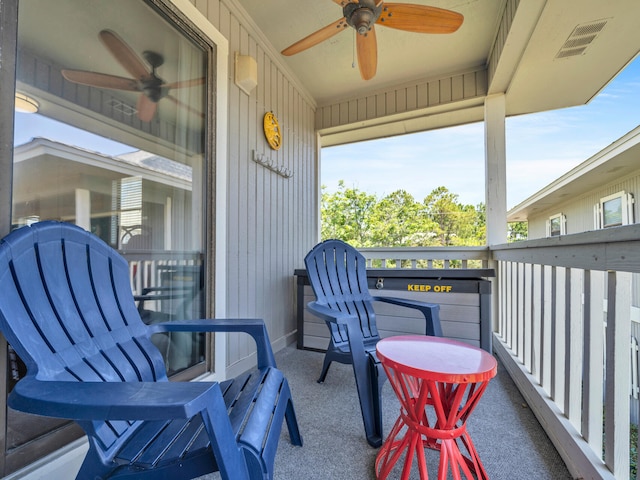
(120, 250), (203, 319)
(359, 245), (491, 269)
(120, 250), (203, 297)
(358, 227), (640, 480)
(492, 224), (640, 480)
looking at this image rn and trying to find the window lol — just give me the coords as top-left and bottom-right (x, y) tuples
(594, 191), (635, 229)
(6, 0), (213, 472)
(546, 213), (566, 237)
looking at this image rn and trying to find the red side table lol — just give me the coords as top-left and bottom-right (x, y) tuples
(375, 336), (497, 480)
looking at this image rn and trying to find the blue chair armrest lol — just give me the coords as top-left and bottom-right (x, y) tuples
(10, 376), (220, 421)
(306, 301), (359, 327)
(371, 296), (443, 336)
(148, 318), (277, 368)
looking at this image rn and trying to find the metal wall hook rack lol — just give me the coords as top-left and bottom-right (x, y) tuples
(252, 150), (293, 178)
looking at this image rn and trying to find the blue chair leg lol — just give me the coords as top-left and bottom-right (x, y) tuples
(352, 355), (383, 447)
(317, 354), (333, 383)
(285, 398), (303, 446)
(371, 359), (386, 447)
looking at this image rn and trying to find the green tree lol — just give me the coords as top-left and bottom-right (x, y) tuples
(472, 202), (487, 245)
(321, 181), (377, 246)
(508, 221), (528, 242)
(368, 190), (434, 246)
(422, 186), (484, 246)
(321, 182), (486, 247)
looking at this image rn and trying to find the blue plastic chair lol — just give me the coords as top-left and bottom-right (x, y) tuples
(0, 221), (302, 480)
(304, 239), (442, 447)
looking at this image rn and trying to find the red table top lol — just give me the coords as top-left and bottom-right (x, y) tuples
(376, 336), (497, 383)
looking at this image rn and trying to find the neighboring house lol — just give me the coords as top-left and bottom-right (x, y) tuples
(508, 124), (640, 238)
(508, 124), (640, 420)
(13, 137), (194, 251)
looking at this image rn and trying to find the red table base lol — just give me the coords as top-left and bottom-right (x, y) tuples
(375, 337), (497, 480)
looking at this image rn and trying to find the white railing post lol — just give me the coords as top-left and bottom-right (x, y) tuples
(583, 269), (604, 457)
(532, 263), (542, 382)
(605, 271), (631, 478)
(553, 266), (566, 411)
(566, 268), (584, 429)
(542, 265), (552, 395)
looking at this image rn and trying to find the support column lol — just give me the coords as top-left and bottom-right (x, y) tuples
(75, 188), (91, 231)
(164, 196), (172, 250)
(484, 94), (507, 246)
(484, 94), (507, 339)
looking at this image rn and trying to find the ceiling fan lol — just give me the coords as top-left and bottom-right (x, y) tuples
(281, 0), (463, 81)
(61, 29), (204, 122)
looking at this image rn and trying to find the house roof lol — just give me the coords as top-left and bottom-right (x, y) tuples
(13, 137), (192, 188)
(507, 124), (640, 222)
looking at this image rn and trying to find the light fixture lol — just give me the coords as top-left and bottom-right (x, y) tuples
(14, 92), (39, 113)
(234, 53), (258, 95)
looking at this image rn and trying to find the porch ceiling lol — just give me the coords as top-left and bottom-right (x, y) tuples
(238, 0), (640, 126)
(16, 1), (640, 146)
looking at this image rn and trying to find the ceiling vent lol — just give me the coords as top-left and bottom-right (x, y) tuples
(555, 19), (608, 59)
(107, 99), (137, 117)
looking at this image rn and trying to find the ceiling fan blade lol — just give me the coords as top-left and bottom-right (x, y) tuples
(282, 18), (348, 56)
(356, 26), (377, 80)
(376, 4), (463, 34)
(165, 77), (205, 89)
(166, 94), (205, 118)
(99, 29), (151, 81)
(137, 94), (157, 122)
(61, 69), (140, 91)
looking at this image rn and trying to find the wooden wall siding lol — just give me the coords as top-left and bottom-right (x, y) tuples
(16, 50), (201, 154)
(190, 0), (318, 369)
(487, 0), (519, 86)
(314, 67), (488, 131)
(527, 170), (640, 238)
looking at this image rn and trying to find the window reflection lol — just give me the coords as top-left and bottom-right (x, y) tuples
(9, 0), (209, 456)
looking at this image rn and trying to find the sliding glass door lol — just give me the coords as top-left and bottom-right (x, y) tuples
(2, 0), (214, 473)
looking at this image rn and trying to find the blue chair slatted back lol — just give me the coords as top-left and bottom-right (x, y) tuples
(304, 239), (379, 345)
(0, 221), (168, 454)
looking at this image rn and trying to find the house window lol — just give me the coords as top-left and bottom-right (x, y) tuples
(5, 0), (213, 473)
(594, 191), (635, 228)
(546, 213), (566, 237)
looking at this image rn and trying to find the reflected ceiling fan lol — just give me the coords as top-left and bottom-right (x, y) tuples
(281, 0), (463, 80)
(61, 29), (204, 122)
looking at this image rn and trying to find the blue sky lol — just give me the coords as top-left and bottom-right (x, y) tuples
(321, 56), (640, 209)
(14, 114), (133, 156)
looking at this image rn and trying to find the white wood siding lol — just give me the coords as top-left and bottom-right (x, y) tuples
(487, 0), (518, 84)
(316, 67), (487, 130)
(191, 0), (318, 375)
(527, 170), (640, 237)
(315, 67), (488, 131)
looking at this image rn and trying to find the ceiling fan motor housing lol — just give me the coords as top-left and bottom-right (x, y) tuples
(141, 50), (168, 102)
(344, 0), (382, 35)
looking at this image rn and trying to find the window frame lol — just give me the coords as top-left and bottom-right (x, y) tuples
(595, 191), (635, 229)
(0, 0), (226, 474)
(546, 212), (566, 237)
